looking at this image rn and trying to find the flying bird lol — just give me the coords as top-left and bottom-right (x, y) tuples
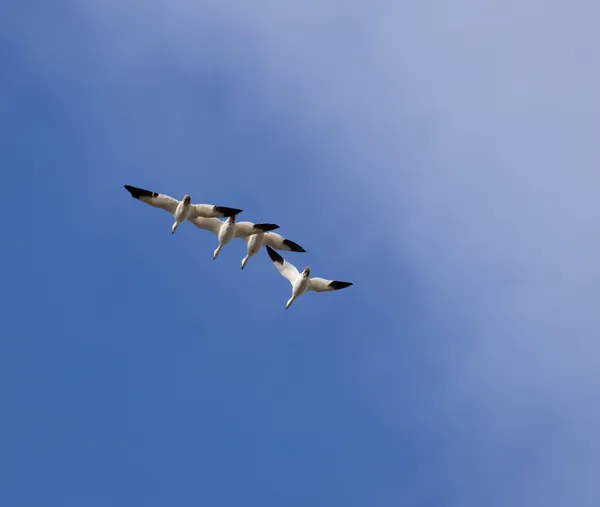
(188, 216), (280, 261)
(238, 230), (306, 270)
(265, 246), (352, 310)
(124, 185), (243, 235)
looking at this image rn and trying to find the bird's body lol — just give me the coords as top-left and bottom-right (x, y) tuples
(211, 218), (237, 259)
(124, 185), (242, 235)
(265, 246), (352, 309)
(288, 268), (312, 309)
(172, 195), (192, 234)
(218, 219), (237, 245)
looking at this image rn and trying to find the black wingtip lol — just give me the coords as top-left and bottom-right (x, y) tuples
(124, 185), (157, 199)
(215, 206), (243, 217)
(282, 239), (307, 253)
(254, 223), (280, 232)
(328, 281), (353, 290)
(266, 245), (284, 265)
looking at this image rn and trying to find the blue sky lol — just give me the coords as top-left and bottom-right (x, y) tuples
(2, 1), (600, 505)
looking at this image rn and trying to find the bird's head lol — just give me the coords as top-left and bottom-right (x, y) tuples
(302, 267), (311, 277)
(183, 195), (192, 204)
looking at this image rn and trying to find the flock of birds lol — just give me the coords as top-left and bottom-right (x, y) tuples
(124, 185), (353, 310)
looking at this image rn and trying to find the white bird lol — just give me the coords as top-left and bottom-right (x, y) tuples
(188, 216), (281, 261)
(266, 246), (352, 310)
(124, 185), (242, 235)
(239, 230), (306, 270)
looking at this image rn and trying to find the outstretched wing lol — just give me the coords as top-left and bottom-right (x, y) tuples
(190, 204), (243, 219)
(266, 246), (299, 285)
(124, 185), (180, 214)
(263, 232), (306, 252)
(187, 216), (223, 236)
(307, 277), (353, 292)
(234, 222), (280, 238)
